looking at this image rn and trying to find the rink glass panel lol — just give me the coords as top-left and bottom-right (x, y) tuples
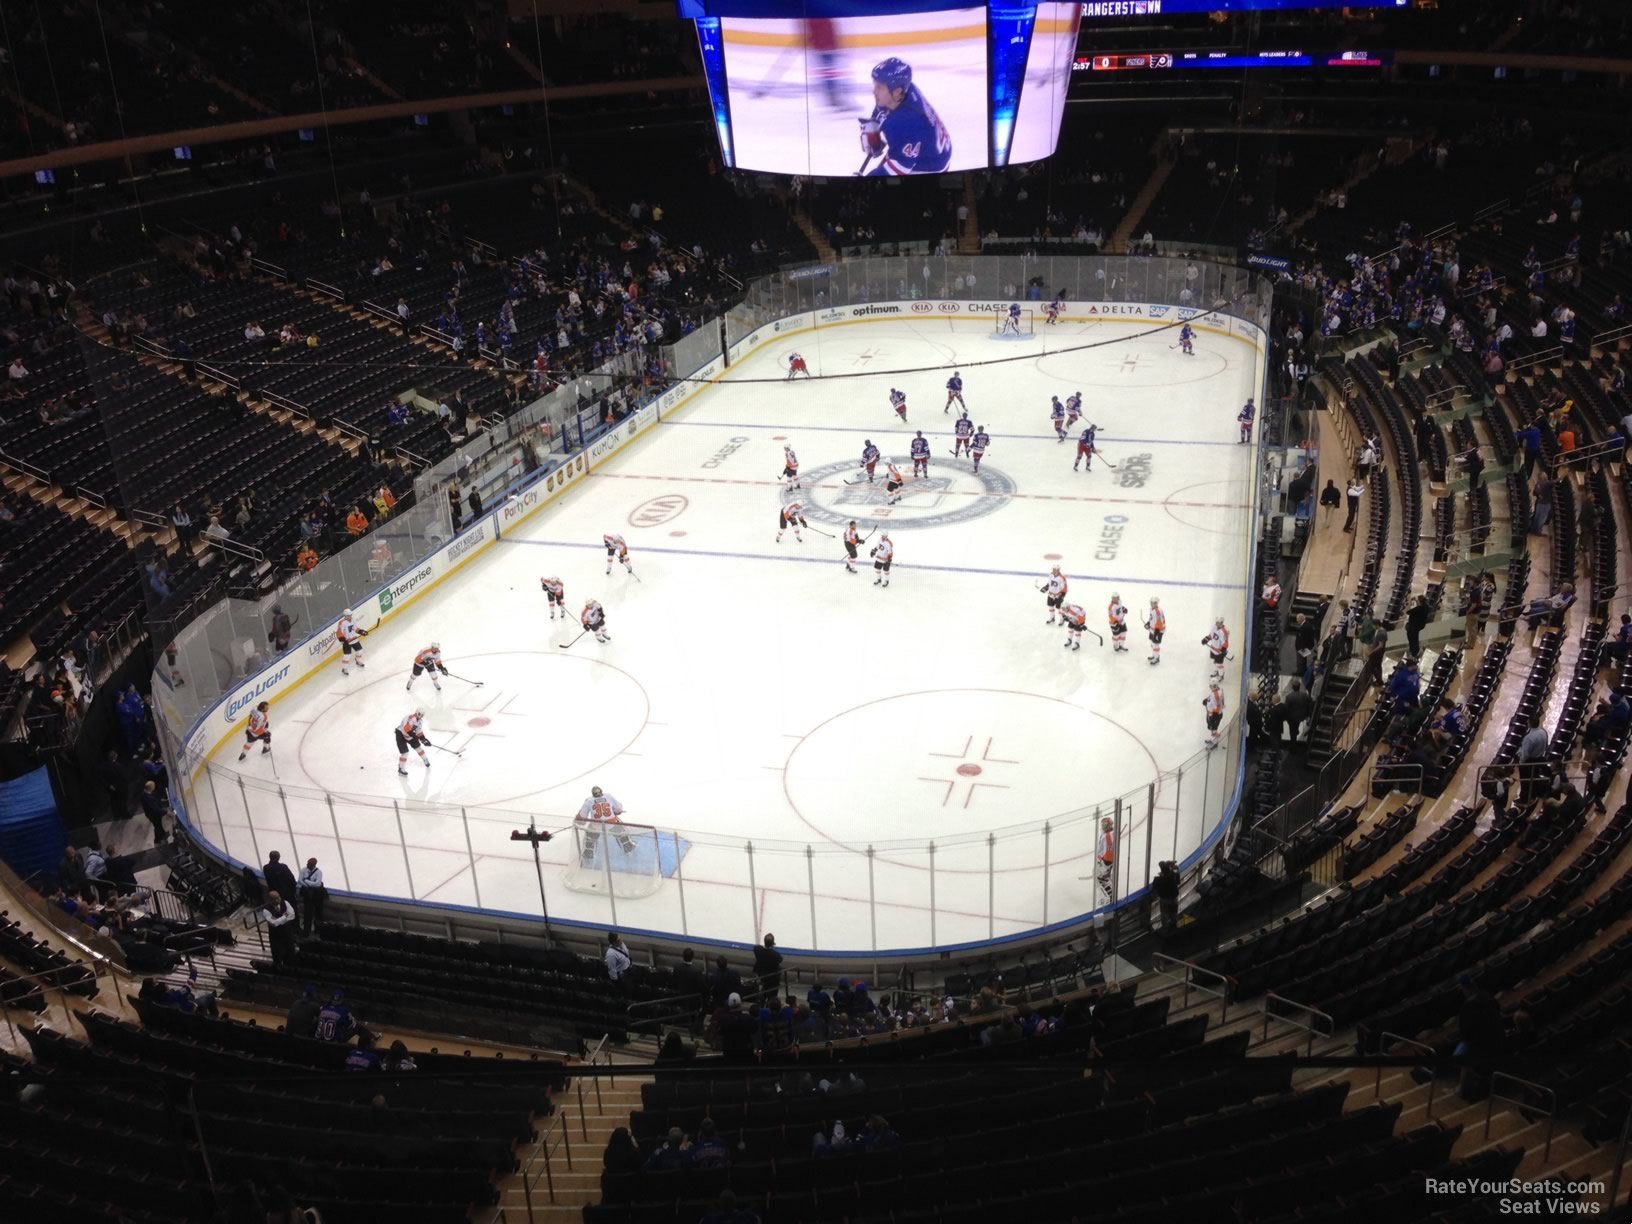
(156, 254), (1271, 958)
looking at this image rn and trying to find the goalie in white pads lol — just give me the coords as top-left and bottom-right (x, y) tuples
(577, 785), (636, 864)
(407, 643), (449, 691)
(541, 576), (566, 619)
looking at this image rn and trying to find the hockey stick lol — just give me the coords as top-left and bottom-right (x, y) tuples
(1082, 626), (1106, 646)
(558, 630), (589, 650)
(444, 671), (485, 688)
(428, 742), (464, 758)
(843, 473), (873, 486)
(804, 525), (835, 539)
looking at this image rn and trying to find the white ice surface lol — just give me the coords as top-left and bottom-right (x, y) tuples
(199, 315), (1259, 952)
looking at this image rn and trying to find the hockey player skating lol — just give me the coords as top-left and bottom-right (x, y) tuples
(858, 57), (952, 177)
(871, 533), (894, 587)
(1237, 397), (1255, 444)
(407, 642), (450, 691)
(842, 521), (863, 573)
(776, 500), (808, 543)
(1144, 597), (1166, 665)
(1042, 566), (1068, 624)
(781, 445), (802, 490)
(336, 608), (368, 676)
(945, 370), (964, 413)
(883, 461), (906, 505)
(1045, 298), (1061, 326)
(1065, 391), (1082, 429)
(910, 431), (930, 477)
(1201, 618), (1230, 681)
(889, 388), (907, 422)
(952, 413), (973, 457)
(1178, 323), (1195, 356)
(395, 710), (433, 775)
(239, 701), (271, 761)
(1074, 423), (1099, 472)
(1061, 603), (1088, 650)
(1050, 396), (1066, 442)
(581, 599), (611, 644)
(1096, 817), (1115, 902)
(577, 785), (636, 865)
(786, 351), (810, 379)
(540, 576), (567, 619)
(1203, 682), (1226, 749)
(1002, 303), (1023, 336)
(603, 532), (634, 576)
(970, 425), (990, 472)
(1108, 593), (1130, 652)
(860, 439), (881, 482)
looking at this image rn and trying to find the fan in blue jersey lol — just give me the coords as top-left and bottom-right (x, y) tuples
(859, 58), (952, 177)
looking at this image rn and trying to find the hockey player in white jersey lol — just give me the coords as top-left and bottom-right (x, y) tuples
(1201, 618), (1231, 681)
(1042, 567), (1068, 624)
(1144, 597), (1166, 665)
(1107, 593), (1130, 652)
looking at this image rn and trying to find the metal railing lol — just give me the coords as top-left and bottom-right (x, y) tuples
(574, 1034), (610, 1126)
(1375, 1031), (1439, 1118)
(1262, 991), (1335, 1057)
(1149, 953), (1236, 1022)
(1486, 1070), (1557, 1161)
(517, 1104), (574, 1213)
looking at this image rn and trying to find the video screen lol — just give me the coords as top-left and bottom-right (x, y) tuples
(721, 9), (989, 176)
(1004, 1), (1081, 166)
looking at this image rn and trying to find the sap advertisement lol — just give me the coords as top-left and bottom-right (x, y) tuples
(686, 2), (1082, 175)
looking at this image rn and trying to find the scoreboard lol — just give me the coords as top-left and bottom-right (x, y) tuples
(1076, 48), (1391, 71)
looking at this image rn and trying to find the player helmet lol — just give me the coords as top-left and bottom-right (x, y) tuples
(1110, 591), (1119, 601)
(592, 785), (603, 797)
(413, 709), (423, 718)
(1150, 597), (1160, 607)
(1215, 618), (1225, 627)
(342, 607), (353, 618)
(430, 640), (440, 650)
(871, 56), (912, 92)
(1051, 566), (1062, 574)
(916, 430), (924, 438)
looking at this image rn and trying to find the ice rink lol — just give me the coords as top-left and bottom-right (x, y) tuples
(195, 312), (1261, 952)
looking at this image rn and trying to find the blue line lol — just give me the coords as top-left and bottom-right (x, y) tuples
(659, 418), (1242, 448)
(502, 537), (1247, 591)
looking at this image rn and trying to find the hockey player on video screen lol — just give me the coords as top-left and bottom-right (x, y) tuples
(859, 57), (952, 176)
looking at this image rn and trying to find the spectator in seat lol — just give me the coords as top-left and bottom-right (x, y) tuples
(286, 983), (321, 1037)
(384, 1040), (417, 1072)
(673, 947), (708, 1011)
(345, 505), (368, 537)
(644, 1127), (690, 1171)
(139, 973), (218, 1017)
(316, 989), (356, 1043)
(858, 1115), (900, 1152)
(1605, 613), (1632, 665)
(717, 992), (758, 1062)
(1384, 657), (1421, 715)
(1261, 575), (1282, 609)
(832, 977), (855, 1016)
(752, 933), (782, 986)
(656, 1031), (694, 1066)
(262, 889), (298, 967)
(7, 356), (28, 381)
(243, 320), (264, 341)
(710, 955), (742, 1009)
(604, 931), (631, 988)
(687, 1117), (731, 1169)
(344, 1030), (383, 1072)
(1525, 583), (1575, 631)
(1582, 690), (1631, 750)
(602, 1128), (642, 1176)
(806, 981), (832, 1017)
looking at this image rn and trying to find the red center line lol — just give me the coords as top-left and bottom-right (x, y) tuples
(587, 470), (1249, 511)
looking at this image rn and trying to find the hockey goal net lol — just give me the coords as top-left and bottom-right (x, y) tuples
(562, 819), (668, 899)
(991, 307), (1034, 336)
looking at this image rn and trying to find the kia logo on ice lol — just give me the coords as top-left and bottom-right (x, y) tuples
(629, 495), (688, 527)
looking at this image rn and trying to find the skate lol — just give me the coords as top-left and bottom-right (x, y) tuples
(356, 660), (365, 669)
(845, 563), (856, 573)
(1148, 655), (1160, 665)
(433, 682), (442, 691)
(406, 682), (412, 691)
(238, 752), (246, 762)
(882, 579), (889, 588)
(424, 758), (431, 768)
(874, 577), (882, 586)
(262, 745), (271, 755)
(1071, 641), (1081, 651)
(398, 766), (408, 776)
(1063, 639), (1072, 649)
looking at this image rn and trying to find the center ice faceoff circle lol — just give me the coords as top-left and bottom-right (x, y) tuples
(782, 689), (1158, 849)
(795, 458), (1015, 530)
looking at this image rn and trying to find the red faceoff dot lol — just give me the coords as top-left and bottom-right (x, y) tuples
(956, 763), (983, 777)
(468, 717), (491, 728)
(670, 530), (687, 537)
(1043, 553), (1063, 561)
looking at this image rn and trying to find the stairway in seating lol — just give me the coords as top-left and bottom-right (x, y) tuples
(791, 207), (837, 264)
(1107, 152), (1175, 253)
(498, 1071), (655, 1221)
(957, 172), (981, 253)
(1305, 672), (1357, 766)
